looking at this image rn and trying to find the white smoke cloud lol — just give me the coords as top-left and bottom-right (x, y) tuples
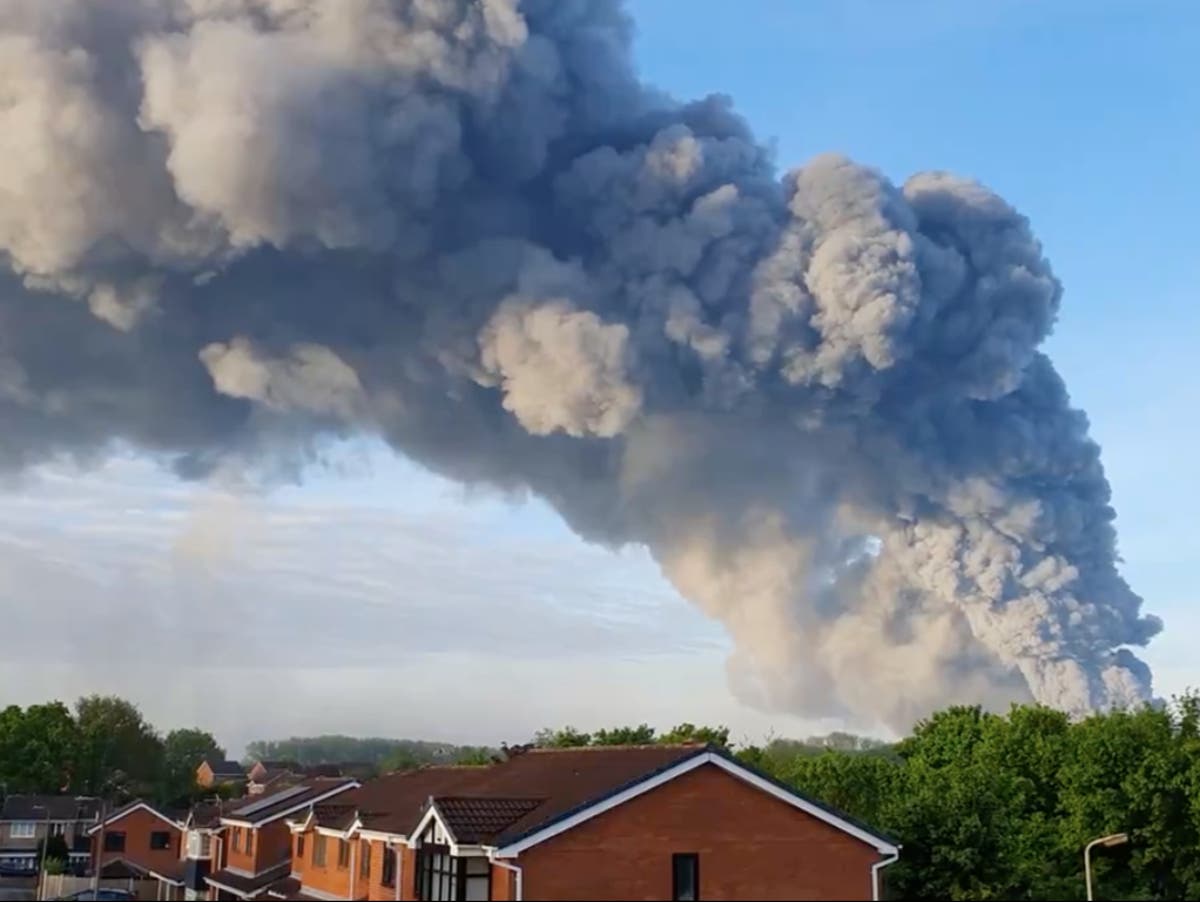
(0, 0), (1160, 728)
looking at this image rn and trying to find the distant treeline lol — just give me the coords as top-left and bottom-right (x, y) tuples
(244, 735), (497, 772)
(243, 724), (892, 771)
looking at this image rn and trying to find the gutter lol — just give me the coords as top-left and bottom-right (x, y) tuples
(871, 850), (900, 901)
(489, 854), (523, 902)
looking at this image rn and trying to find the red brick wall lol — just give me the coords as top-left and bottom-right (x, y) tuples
(491, 862), (517, 902)
(222, 820), (290, 875)
(292, 829), (354, 898)
(398, 845), (417, 901)
(92, 807), (182, 876)
(360, 837), (406, 901)
(516, 762), (881, 901)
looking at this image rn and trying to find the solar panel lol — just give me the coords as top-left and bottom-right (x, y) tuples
(231, 784), (310, 817)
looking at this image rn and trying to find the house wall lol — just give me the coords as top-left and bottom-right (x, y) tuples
(515, 762), (881, 902)
(362, 840), (413, 901)
(91, 807), (182, 876)
(490, 863), (517, 902)
(291, 829), (353, 898)
(290, 832), (410, 901)
(223, 820), (291, 875)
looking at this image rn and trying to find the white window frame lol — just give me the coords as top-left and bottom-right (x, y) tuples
(10, 822), (36, 839)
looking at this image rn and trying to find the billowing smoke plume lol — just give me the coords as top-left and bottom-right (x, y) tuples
(0, 0), (1160, 727)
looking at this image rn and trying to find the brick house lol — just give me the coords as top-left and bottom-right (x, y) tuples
(197, 759), (247, 790)
(203, 779), (358, 899)
(278, 744), (900, 901)
(87, 801), (186, 881)
(0, 794), (100, 875)
(149, 798), (246, 901)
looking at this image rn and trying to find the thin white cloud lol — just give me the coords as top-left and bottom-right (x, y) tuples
(1, 447), (844, 753)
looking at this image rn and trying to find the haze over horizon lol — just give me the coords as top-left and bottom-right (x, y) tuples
(0, 0), (1196, 755)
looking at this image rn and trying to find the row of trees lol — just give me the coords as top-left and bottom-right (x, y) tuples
(0, 696), (222, 807)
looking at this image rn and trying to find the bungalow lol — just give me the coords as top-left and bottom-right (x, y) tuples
(203, 778), (358, 900)
(281, 743), (900, 901)
(0, 794), (100, 875)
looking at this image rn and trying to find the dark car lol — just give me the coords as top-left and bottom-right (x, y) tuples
(59, 891), (135, 901)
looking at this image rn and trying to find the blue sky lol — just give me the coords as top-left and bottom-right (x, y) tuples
(2, 0), (1196, 753)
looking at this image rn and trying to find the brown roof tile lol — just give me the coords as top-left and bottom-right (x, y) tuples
(326, 745), (704, 842)
(348, 766), (491, 836)
(432, 798), (543, 844)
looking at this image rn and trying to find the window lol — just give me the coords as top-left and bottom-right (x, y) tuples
(313, 835), (327, 868)
(381, 847), (396, 888)
(337, 838), (350, 869)
(360, 840), (371, 878)
(10, 823), (36, 839)
(673, 853), (699, 902)
(462, 856), (489, 902)
(245, 830), (254, 857)
(49, 823), (66, 838)
(296, 834), (305, 861)
(232, 828), (241, 853)
(416, 848), (457, 902)
(150, 831), (171, 851)
(104, 832), (126, 853)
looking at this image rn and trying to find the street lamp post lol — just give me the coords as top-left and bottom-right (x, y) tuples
(1084, 832), (1128, 901)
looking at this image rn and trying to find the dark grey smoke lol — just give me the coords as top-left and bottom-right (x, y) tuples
(0, 0), (1160, 727)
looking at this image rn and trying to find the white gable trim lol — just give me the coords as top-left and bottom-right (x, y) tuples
(493, 751), (899, 857)
(221, 782), (360, 829)
(358, 827), (405, 843)
(86, 802), (183, 835)
(406, 804), (454, 848)
(286, 809), (315, 834)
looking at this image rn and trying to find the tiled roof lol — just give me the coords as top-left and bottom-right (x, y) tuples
(87, 800), (185, 834)
(266, 876), (325, 900)
(449, 744), (704, 844)
(341, 766), (491, 836)
(100, 858), (151, 879)
(148, 860), (185, 885)
(431, 797), (543, 844)
(188, 798), (245, 829)
(324, 745), (703, 841)
(203, 758), (246, 778)
(0, 794), (101, 822)
(307, 802), (357, 832)
(206, 860), (291, 897)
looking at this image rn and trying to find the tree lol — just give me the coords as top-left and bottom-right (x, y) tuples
(161, 728), (224, 804)
(593, 725), (656, 745)
(74, 695), (164, 799)
(533, 726), (592, 748)
(659, 723), (731, 750)
(38, 834), (70, 871)
(0, 702), (79, 793)
(453, 747), (496, 765)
